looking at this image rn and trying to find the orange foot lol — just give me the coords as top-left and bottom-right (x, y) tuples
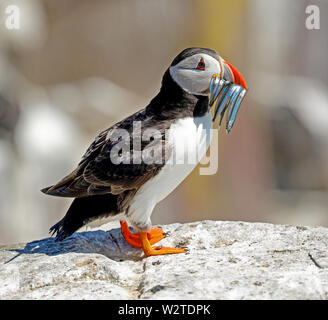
(120, 220), (167, 248)
(139, 232), (187, 257)
(120, 221), (187, 256)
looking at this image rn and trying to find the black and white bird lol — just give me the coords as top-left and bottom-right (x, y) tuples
(42, 47), (247, 257)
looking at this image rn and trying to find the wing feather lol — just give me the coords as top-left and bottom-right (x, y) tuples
(42, 109), (172, 197)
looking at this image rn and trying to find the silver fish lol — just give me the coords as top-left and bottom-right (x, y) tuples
(209, 75), (247, 133)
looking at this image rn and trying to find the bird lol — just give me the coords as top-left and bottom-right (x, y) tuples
(42, 47), (247, 257)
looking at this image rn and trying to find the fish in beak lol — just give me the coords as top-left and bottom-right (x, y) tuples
(209, 59), (248, 133)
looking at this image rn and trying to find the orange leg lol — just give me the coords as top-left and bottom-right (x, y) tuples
(139, 232), (187, 257)
(120, 220), (167, 248)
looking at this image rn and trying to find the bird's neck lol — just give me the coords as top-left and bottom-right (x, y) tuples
(146, 69), (210, 120)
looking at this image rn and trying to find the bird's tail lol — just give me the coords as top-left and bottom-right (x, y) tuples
(49, 194), (119, 241)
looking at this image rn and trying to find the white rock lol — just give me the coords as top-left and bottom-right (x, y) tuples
(1, 220), (328, 300)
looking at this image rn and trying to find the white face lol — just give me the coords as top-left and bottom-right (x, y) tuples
(169, 53), (222, 96)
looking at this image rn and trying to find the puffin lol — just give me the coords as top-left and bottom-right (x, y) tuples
(42, 47), (247, 257)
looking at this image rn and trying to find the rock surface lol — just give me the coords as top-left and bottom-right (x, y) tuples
(1, 220), (328, 300)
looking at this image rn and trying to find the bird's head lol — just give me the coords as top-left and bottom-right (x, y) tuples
(169, 47), (247, 132)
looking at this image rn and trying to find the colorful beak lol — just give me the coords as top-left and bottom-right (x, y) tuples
(209, 59), (247, 133)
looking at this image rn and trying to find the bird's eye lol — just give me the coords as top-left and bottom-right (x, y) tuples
(196, 58), (205, 70)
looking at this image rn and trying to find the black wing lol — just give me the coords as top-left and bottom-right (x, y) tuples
(42, 109), (171, 197)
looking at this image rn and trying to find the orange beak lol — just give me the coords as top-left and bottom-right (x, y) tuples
(223, 60), (247, 90)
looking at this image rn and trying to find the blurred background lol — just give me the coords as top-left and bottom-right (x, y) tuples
(0, 0), (327, 244)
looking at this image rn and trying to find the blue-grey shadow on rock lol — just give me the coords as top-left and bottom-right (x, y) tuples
(4, 227), (143, 264)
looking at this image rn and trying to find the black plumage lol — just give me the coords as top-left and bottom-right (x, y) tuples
(49, 193), (135, 241)
(43, 48), (216, 241)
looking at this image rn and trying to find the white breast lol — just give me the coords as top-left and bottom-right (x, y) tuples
(128, 110), (213, 230)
